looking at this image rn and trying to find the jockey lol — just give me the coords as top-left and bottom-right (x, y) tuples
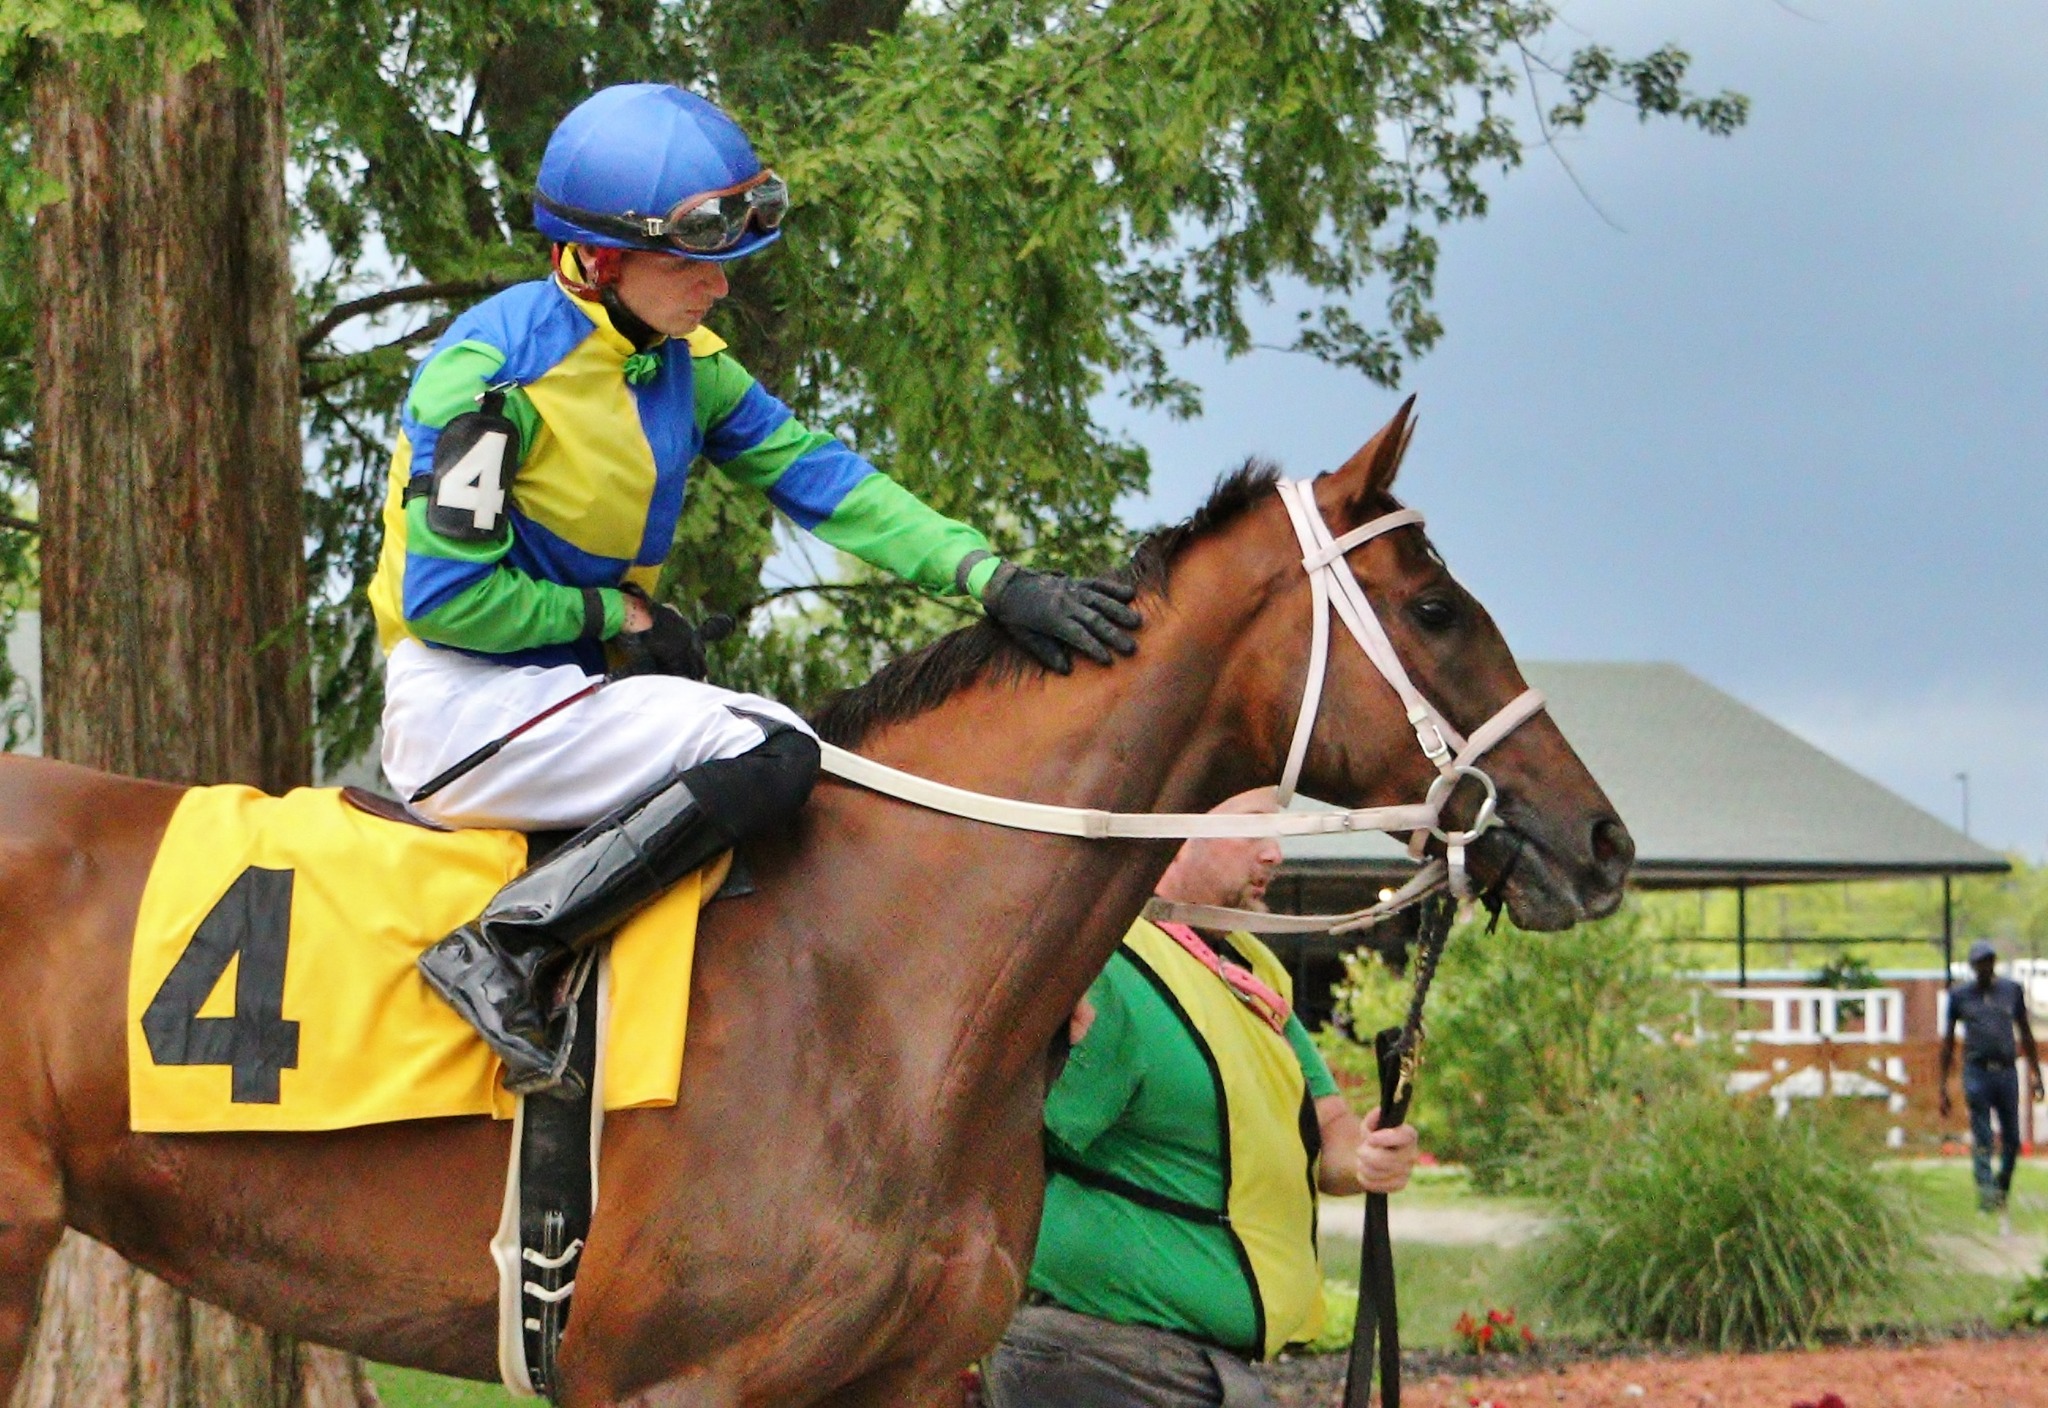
(365, 83), (1142, 1095)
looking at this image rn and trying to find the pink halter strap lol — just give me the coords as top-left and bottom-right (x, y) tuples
(1154, 922), (1292, 1034)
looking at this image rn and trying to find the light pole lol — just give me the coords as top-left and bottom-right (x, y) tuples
(1955, 771), (1971, 839)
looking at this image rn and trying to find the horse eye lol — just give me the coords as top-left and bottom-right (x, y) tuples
(1410, 596), (1459, 632)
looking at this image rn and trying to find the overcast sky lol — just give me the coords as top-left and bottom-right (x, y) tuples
(1104, 0), (2047, 857)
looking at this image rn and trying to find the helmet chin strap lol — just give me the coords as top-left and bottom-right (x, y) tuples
(597, 285), (663, 351)
(551, 243), (669, 353)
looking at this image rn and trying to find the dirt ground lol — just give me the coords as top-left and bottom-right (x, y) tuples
(1259, 1335), (2048, 1408)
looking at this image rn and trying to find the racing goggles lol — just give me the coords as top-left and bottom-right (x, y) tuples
(538, 171), (789, 255)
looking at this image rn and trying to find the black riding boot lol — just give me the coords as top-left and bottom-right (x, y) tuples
(418, 721), (820, 1095)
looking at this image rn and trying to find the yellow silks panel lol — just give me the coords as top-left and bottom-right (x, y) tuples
(1123, 921), (1325, 1357)
(682, 326), (727, 358)
(508, 295), (726, 563)
(367, 431), (420, 654)
(127, 786), (711, 1133)
(515, 324), (661, 563)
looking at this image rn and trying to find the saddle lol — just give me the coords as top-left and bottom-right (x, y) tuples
(129, 782), (738, 1400)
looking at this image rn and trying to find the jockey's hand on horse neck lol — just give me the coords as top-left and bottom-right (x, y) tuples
(982, 564), (1142, 674)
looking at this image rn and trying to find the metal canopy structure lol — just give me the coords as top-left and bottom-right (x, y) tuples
(1284, 661), (2007, 886)
(1276, 662), (2009, 984)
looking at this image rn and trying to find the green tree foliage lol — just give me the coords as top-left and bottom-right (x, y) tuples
(3, 0), (1745, 772)
(1324, 906), (1719, 1189)
(1528, 1092), (1917, 1350)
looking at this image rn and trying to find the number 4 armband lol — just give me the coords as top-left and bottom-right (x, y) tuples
(411, 390), (520, 543)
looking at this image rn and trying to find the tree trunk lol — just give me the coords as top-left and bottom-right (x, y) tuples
(33, 0), (308, 787)
(26, 0), (376, 1401)
(15, 1239), (378, 1407)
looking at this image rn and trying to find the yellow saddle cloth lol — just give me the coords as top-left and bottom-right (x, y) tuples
(127, 785), (714, 1133)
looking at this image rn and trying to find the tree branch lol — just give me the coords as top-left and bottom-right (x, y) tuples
(298, 277), (521, 355)
(743, 580), (979, 618)
(1518, 47), (1625, 233)
(747, 580), (929, 608)
(300, 312), (460, 397)
(0, 512), (39, 536)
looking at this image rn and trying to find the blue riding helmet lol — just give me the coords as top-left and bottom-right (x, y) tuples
(534, 84), (783, 263)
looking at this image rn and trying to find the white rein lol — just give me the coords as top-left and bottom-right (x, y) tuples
(816, 478), (1546, 935)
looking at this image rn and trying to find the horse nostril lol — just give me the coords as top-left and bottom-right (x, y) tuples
(1590, 817), (1635, 876)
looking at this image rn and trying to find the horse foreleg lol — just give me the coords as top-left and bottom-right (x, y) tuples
(0, 1136), (67, 1403)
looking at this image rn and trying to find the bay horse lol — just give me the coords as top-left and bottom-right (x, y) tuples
(0, 404), (1630, 1405)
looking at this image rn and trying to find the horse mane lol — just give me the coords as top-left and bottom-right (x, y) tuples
(811, 459), (1284, 748)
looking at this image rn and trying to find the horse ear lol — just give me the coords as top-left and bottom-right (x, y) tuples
(1323, 396), (1418, 518)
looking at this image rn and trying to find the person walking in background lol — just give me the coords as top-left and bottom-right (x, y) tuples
(982, 789), (1419, 1408)
(1939, 940), (2043, 1223)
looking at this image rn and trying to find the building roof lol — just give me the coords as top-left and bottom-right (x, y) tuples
(1284, 661), (2008, 888)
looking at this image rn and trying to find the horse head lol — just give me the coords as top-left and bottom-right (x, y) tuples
(1174, 398), (1633, 930)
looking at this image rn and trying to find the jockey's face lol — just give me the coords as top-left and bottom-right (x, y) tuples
(614, 250), (729, 337)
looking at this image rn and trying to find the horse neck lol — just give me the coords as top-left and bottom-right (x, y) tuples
(818, 552), (1281, 1107)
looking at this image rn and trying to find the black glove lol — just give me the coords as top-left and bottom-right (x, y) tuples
(981, 563), (1142, 674)
(613, 587), (735, 681)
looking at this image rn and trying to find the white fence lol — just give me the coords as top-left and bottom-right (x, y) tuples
(1721, 986), (1905, 1045)
(1719, 986), (1912, 1132)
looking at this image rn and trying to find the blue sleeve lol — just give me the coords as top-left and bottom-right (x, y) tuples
(697, 363), (873, 530)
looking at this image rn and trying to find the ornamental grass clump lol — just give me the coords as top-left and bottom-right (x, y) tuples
(1528, 1091), (1915, 1351)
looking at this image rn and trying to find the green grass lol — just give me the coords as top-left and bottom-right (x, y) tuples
(1880, 1160), (2048, 1238)
(1369, 1164), (1548, 1215)
(368, 1365), (517, 1408)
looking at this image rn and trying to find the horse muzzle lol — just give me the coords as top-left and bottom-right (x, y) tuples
(1469, 804), (1634, 931)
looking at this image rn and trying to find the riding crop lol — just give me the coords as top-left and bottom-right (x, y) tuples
(407, 679), (609, 806)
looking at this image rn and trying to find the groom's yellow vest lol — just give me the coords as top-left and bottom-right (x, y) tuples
(1118, 920), (1324, 1356)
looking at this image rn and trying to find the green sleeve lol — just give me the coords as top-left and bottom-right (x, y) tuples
(692, 351), (1001, 599)
(1285, 1015), (1340, 1100)
(400, 340), (624, 652)
(812, 475), (1002, 598)
(407, 340), (543, 446)
(402, 499), (626, 652)
(1045, 955), (1146, 1158)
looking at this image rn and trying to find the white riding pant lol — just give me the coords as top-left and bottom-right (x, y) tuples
(380, 638), (812, 832)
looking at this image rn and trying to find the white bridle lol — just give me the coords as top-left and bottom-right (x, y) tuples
(816, 479), (1547, 934)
